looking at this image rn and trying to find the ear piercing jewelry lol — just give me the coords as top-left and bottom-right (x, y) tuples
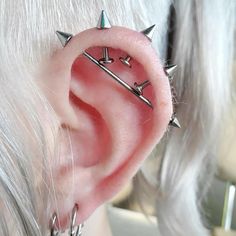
(164, 64), (181, 128)
(119, 24), (156, 68)
(97, 10), (114, 64)
(56, 10), (154, 109)
(49, 204), (83, 236)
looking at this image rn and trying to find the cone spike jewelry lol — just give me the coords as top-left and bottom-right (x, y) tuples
(97, 10), (112, 29)
(141, 24), (156, 42)
(56, 31), (73, 47)
(164, 64), (177, 80)
(169, 115), (181, 128)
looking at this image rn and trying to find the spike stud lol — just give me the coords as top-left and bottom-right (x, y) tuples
(164, 64), (177, 80)
(169, 114), (181, 128)
(99, 47), (114, 64)
(56, 31), (73, 47)
(133, 80), (151, 95)
(140, 24), (156, 42)
(97, 10), (112, 29)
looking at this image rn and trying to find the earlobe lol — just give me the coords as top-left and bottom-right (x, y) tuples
(39, 22), (173, 230)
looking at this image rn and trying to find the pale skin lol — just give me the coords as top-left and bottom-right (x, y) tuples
(37, 26), (173, 235)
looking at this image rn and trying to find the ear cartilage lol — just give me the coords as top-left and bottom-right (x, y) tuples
(140, 24), (156, 42)
(83, 51), (153, 109)
(99, 47), (114, 64)
(133, 80), (151, 95)
(169, 114), (181, 128)
(97, 10), (112, 29)
(56, 31), (73, 47)
(119, 55), (132, 68)
(164, 64), (177, 81)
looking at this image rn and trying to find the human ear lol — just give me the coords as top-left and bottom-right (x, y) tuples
(37, 25), (173, 230)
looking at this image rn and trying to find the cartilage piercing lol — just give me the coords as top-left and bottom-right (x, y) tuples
(99, 47), (114, 64)
(56, 31), (73, 47)
(134, 80), (151, 95)
(169, 114), (181, 128)
(83, 51), (153, 109)
(119, 24), (156, 68)
(97, 11), (114, 64)
(119, 55), (132, 68)
(164, 64), (177, 81)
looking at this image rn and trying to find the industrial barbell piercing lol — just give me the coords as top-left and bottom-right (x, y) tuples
(69, 204), (83, 236)
(119, 24), (156, 68)
(50, 212), (60, 236)
(133, 80), (151, 95)
(169, 114), (181, 128)
(83, 51), (153, 109)
(99, 47), (114, 64)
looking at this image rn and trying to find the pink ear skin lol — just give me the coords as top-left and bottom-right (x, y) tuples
(37, 26), (172, 230)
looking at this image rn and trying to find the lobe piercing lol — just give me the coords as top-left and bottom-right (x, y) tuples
(49, 212), (59, 236)
(97, 10), (112, 29)
(119, 24), (156, 67)
(69, 204), (83, 236)
(169, 114), (181, 128)
(164, 64), (177, 81)
(133, 80), (151, 95)
(83, 51), (153, 109)
(56, 31), (73, 47)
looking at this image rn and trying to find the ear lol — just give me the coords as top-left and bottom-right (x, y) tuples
(37, 26), (172, 229)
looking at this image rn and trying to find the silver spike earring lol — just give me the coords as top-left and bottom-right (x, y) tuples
(119, 25), (156, 68)
(163, 64), (181, 128)
(97, 10), (114, 64)
(55, 10), (154, 109)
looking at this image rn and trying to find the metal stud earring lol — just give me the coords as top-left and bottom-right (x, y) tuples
(119, 25), (156, 68)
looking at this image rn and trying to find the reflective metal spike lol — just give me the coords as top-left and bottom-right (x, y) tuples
(140, 24), (156, 42)
(119, 55), (132, 68)
(97, 10), (112, 29)
(169, 116), (181, 128)
(164, 64), (177, 79)
(99, 47), (114, 64)
(134, 80), (151, 95)
(56, 31), (73, 47)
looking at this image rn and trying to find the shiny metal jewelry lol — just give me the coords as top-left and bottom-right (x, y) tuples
(119, 24), (156, 68)
(49, 212), (60, 236)
(133, 80), (151, 95)
(97, 10), (114, 64)
(169, 113), (181, 128)
(49, 204), (83, 236)
(56, 10), (154, 109)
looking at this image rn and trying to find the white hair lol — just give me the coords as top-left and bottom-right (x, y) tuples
(0, 0), (235, 235)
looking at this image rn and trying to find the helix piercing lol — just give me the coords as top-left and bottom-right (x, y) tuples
(133, 80), (151, 95)
(82, 51), (153, 108)
(169, 114), (181, 128)
(119, 24), (156, 68)
(55, 10), (154, 109)
(97, 10), (114, 64)
(164, 64), (177, 81)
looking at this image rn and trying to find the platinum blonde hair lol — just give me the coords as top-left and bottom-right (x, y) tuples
(0, 0), (235, 235)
